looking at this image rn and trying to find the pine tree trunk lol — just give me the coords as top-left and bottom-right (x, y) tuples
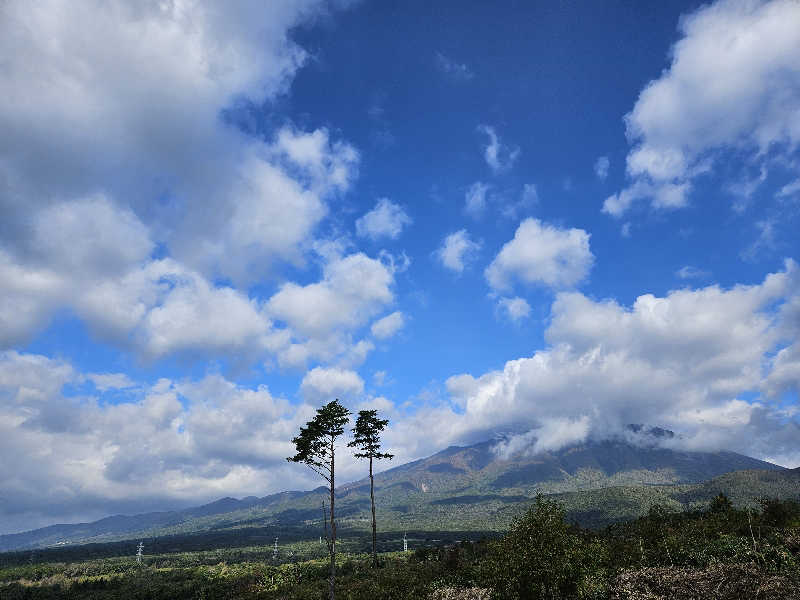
(329, 437), (336, 600)
(370, 455), (377, 567)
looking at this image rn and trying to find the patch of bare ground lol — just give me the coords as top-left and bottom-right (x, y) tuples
(611, 564), (800, 600)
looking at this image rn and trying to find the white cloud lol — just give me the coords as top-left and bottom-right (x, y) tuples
(373, 370), (388, 387)
(478, 125), (520, 173)
(777, 178), (800, 199)
(0, 0), (379, 368)
(87, 373), (136, 392)
(371, 311), (406, 340)
(465, 182), (490, 218)
(431, 261), (800, 465)
(594, 156), (610, 180)
(435, 52), (474, 81)
(1, 212), (394, 368)
(355, 198), (412, 240)
(300, 366), (365, 402)
(604, 180), (691, 217)
(676, 265), (710, 280)
(485, 218), (594, 292)
(764, 344), (800, 397)
(0, 0), (355, 281)
(436, 230), (482, 274)
(0, 354), (320, 533)
(497, 297), (531, 322)
(267, 251), (397, 367)
(608, 0), (800, 216)
(4, 262), (799, 532)
(493, 416), (591, 457)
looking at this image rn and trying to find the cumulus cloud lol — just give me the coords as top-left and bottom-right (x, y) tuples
(606, 0), (800, 216)
(1, 202), (396, 368)
(430, 261), (800, 464)
(0, 353), (322, 533)
(87, 373), (136, 392)
(478, 125), (519, 173)
(355, 198), (412, 240)
(0, 0), (378, 369)
(267, 251), (397, 367)
(0, 0), (357, 281)
(485, 218), (594, 292)
(371, 311), (406, 340)
(435, 230), (482, 274)
(300, 366), (365, 402)
(496, 297), (531, 322)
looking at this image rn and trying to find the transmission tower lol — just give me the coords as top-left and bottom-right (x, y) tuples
(136, 541), (144, 564)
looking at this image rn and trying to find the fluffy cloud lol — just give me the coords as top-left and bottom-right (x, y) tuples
(87, 373), (136, 392)
(355, 198), (412, 240)
(606, 0), (800, 216)
(485, 218), (594, 292)
(0, 1), (354, 279)
(0, 353), (321, 533)
(496, 296), (531, 322)
(478, 125), (519, 173)
(300, 366), (365, 402)
(436, 230), (482, 273)
(0, 0), (375, 367)
(267, 251), (397, 367)
(371, 311), (406, 340)
(0, 194), (396, 368)
(434, 261), (800, 464)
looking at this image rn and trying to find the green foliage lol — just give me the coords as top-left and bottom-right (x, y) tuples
(348, 410), (394, 461)
(759, 497), (800, 527)
(710, 492), (733, 513)
(482, 495), (607, 599)
(3, 495), (800, 599)
(287, 399), (351, 482)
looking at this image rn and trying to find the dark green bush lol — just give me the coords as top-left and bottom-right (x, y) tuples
(482, 495), (607, 599)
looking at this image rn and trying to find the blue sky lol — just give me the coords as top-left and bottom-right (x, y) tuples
(1, 0), (799, 534)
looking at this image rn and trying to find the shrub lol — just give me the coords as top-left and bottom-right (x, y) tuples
(482, 496), (607, 599)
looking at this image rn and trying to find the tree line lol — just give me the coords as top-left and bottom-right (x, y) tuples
(286, 399), (392, 600)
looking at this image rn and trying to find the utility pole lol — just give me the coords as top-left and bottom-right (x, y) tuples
(136, 541), (144, 564)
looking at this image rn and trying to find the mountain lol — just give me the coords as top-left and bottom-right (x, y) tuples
(1, 436), (794, 552)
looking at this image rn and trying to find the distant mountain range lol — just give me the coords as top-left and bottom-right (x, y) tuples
(2, 435), (798, 552)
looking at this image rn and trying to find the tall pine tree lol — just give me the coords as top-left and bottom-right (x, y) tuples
(348, 409), (393, 567)
(287, 399), (350, 600)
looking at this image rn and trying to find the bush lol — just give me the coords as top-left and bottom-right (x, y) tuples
(482, 496), (607, 599)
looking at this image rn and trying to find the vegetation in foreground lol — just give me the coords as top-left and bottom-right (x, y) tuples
(1, 494), (798, 599)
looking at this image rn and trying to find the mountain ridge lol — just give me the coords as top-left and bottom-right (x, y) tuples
(0, 436), (791, 552)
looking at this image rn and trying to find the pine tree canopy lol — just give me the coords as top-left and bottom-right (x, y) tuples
(348, 409), (394, 460)
(287, 399), (351, 482)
